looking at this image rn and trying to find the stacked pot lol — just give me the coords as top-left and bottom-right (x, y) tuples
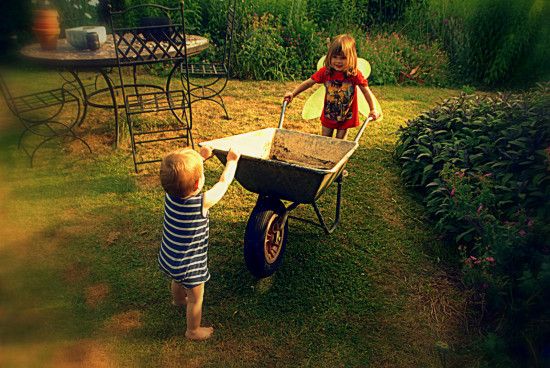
(33, 8), (60, 50)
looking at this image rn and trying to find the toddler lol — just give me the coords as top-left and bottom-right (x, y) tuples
(158, 146), (240, 340)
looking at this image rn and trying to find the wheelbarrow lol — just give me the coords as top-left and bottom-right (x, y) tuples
(199, 101), (372, 278)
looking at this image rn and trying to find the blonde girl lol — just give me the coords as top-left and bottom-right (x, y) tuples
(284, 34), (380, 139)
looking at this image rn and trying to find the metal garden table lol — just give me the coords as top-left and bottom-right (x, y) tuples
(20, 34), (209, 146)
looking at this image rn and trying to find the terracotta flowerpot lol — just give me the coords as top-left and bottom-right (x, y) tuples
(32, 9), (60, 50)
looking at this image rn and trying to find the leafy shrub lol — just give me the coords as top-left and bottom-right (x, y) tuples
(233, 13), (288, 80)
(358, 32), (451, 86)
(394, 85), (550, 365)
(420, 0), (549, 87)
(281, 17), (325, 80)
(307, 0), (412, 32)
(5, 0), (461, 84)
(52, 0), (101, 28)
(187, 0), (433, 82)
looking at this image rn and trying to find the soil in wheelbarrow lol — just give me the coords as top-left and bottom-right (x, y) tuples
(268, 132), (348, 170)
(202, 128), (356, 172)
(270, 146), (335, 170)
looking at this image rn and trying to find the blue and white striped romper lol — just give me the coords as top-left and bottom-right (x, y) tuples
(158, 193), (210, 288)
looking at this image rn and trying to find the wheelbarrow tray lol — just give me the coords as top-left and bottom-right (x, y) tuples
(199, 128), (358, 203)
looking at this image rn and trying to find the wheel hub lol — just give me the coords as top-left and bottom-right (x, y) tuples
(264, 214), (284, 264)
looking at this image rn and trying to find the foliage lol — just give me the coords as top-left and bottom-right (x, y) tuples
(0, 1), (32, 54)
(5, 0), (550, 86)
(394, 85), (550, 365)
(233, 13), (288, 81)
(280, 20), (325, 79)
(409, 0), (550, 88)
(307, 0), (413, 33)
(3, 0), (453, 84)
(195, 0), (448, 82)
(358, 32), (450, 86)
(111, 0), (441, 82)
(50, 0), (100, 27)
(190, 0), (325, 81)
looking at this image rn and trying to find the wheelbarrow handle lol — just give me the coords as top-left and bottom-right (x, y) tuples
(354, 116), (373, 143)
(278, 100), (288, 129)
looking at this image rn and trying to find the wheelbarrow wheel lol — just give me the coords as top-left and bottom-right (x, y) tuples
(244, 197), (288, 278)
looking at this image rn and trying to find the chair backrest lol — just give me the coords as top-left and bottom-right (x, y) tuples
(108, 2), (189, 66)
(222, 0), (238, 67)
(0, 74), (18, 115)
(108, 1), (192, 114)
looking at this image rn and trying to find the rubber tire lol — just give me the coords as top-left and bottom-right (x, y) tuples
(244, 197), (288, 278)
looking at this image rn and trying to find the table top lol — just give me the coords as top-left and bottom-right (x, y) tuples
(20, 34), (209, 69)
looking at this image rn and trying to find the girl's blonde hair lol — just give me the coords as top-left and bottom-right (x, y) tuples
(160, 148), (203, 198)
(324, 34), (358, 77)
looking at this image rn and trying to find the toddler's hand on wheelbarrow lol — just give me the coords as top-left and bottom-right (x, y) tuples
(227, 148), (241, 162)
(199, 145), (213, 160)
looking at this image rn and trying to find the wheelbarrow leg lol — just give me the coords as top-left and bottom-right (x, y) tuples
(312, 175), (343, 234)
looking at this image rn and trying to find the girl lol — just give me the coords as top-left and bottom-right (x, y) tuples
(284, 34), (380, 139)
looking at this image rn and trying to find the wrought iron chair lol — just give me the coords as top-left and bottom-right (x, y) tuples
(188, 0), (237, 119)
(108, 1), (194, 172)
(0, 73), (91, 166)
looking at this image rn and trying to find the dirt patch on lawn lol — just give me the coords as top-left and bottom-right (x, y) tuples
(103, 310), (143, 334)
(85, 283), (110, 309)
(63, 262), (91, 284)
(369, 258), (474, 366)
(50, 339), (115, 368)
(0, 340), (118, 368)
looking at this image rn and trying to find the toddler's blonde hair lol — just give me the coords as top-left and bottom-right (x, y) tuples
(160, 148), (203, 198)
(324, 34), (358, 77)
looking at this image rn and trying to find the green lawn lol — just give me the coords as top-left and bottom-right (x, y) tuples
(0, 70), (476, 367)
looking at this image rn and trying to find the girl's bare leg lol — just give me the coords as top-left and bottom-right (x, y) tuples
(184, 283), (214, 340)
(322, 126), (334, 137)
(171, 280), (187, 306)
(335, 129), (348, 139)
(335, 129), (349, 176)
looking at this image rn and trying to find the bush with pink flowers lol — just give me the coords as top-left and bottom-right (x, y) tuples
(395, 84), (550, 366)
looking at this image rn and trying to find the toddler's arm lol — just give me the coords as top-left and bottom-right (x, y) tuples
(359, 85), (381, 120)
(203, 148), (240, 212)
(284, 78), (316, 103)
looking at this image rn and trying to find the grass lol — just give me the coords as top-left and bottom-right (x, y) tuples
(0, 69), (477, 367)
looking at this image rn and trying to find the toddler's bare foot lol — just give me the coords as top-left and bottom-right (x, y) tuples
(185, 326), (214, 341)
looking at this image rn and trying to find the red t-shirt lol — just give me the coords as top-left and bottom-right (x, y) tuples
(311, 66), (368, 129)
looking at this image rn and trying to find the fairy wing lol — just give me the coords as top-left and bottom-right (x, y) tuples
(301, 56), (328, 120)
(302, 56), (379, 120)
(316, 56), (325, 71)
(301, 86), (326, 120)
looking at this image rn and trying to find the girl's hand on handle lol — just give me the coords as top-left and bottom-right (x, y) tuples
(199, 145), (213, 160)
(283, 92), (294, 103)
(227, 148), (240, 162)
(368, 109), (381, 121)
